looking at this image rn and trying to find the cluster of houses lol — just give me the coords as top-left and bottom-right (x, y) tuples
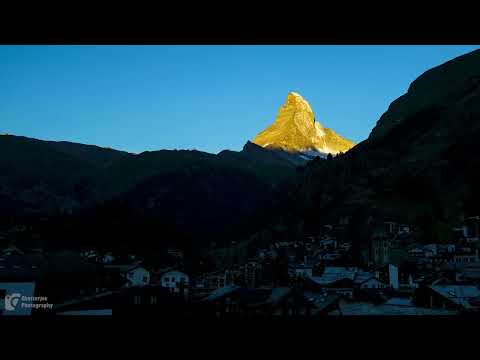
(2, 215), (480, 317)
(179, 215), (480, 317)
(0, 244), (193, 316)
(290, 216), (480, 315)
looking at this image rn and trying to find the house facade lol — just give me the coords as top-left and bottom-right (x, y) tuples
(124, 267), (150, 287)
(161, 270), (189, 296)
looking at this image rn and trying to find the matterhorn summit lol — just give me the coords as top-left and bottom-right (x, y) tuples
(253, 92), (354, 159)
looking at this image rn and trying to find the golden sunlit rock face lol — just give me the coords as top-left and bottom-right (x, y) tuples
(253, 92), (354, 156)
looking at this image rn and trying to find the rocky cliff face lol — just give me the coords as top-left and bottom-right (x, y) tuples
(369, 49), (480, 140)
(294, 48), (480, 234)
(253, 92), (354, 157)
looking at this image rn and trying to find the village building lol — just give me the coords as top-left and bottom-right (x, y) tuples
(102, 264), (152, 292)
(196, 286), (303, 318)
(453, 248), (479, 265)
(121, 266), (150, 288)
(243, 261), (259, 288)
(370, 235), (391, 266)
(372, 263), (417, 291)
(353, 271), (388, 290)
(101, 252), (115, 264)
(384, 221), (399, 235)
(415, 283), (480, 313)
(465, 216), (480, 242)
(160, 270), (189, 296)
(307, 267), (359, 299)
(329, 298), (458, 316)
(302, 291), (340, 316)
(398, 224), (410, 234)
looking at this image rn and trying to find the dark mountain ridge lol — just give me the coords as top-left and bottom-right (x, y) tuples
(294, 49), (480, 243)
(0, 133), (296, 254)
(3, 49), (480, 257)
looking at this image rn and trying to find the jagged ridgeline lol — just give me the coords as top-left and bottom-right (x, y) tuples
(253, 92), (355, 160)
(0, 133), (296, 253)
(3, 48), (480, 255)
(295, 48), (480, 239)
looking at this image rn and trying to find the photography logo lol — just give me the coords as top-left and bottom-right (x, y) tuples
(1, 289), (53, 315)
(4, 293), (21, 311)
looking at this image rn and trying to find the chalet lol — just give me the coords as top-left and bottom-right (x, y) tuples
(417, 284), (480, 313)
(370, 235), (391, 266)
(160, 270), (189, 296)
(353, 271), (388, 290)
(196, 286), (300, 318)
(373, 263), (416, 291)
(308, 267), (359, 299)
(122, 266), (150, 288)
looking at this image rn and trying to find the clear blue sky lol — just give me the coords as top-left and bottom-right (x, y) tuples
(1, 45), (479, 154)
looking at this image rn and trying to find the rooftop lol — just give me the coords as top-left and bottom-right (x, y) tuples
(201, 286), (240, 302)
(310, 267), (358, 286)
(429, 285), (480, 310)
(383, 297), (414, 307)
(331, 300), (459, 316)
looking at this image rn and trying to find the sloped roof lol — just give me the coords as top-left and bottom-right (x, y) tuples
(429, 285), (480, 310)
(202, 286), (240, 302)
(262, 287), (292, 307)
(383, 297), (414, 307)
(310, 267), (357, 286)
(353, 271), (375, 284)
(304, 291), (339, 314)
(332, 300), (458, 316)
(53, 290), (119, 311)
